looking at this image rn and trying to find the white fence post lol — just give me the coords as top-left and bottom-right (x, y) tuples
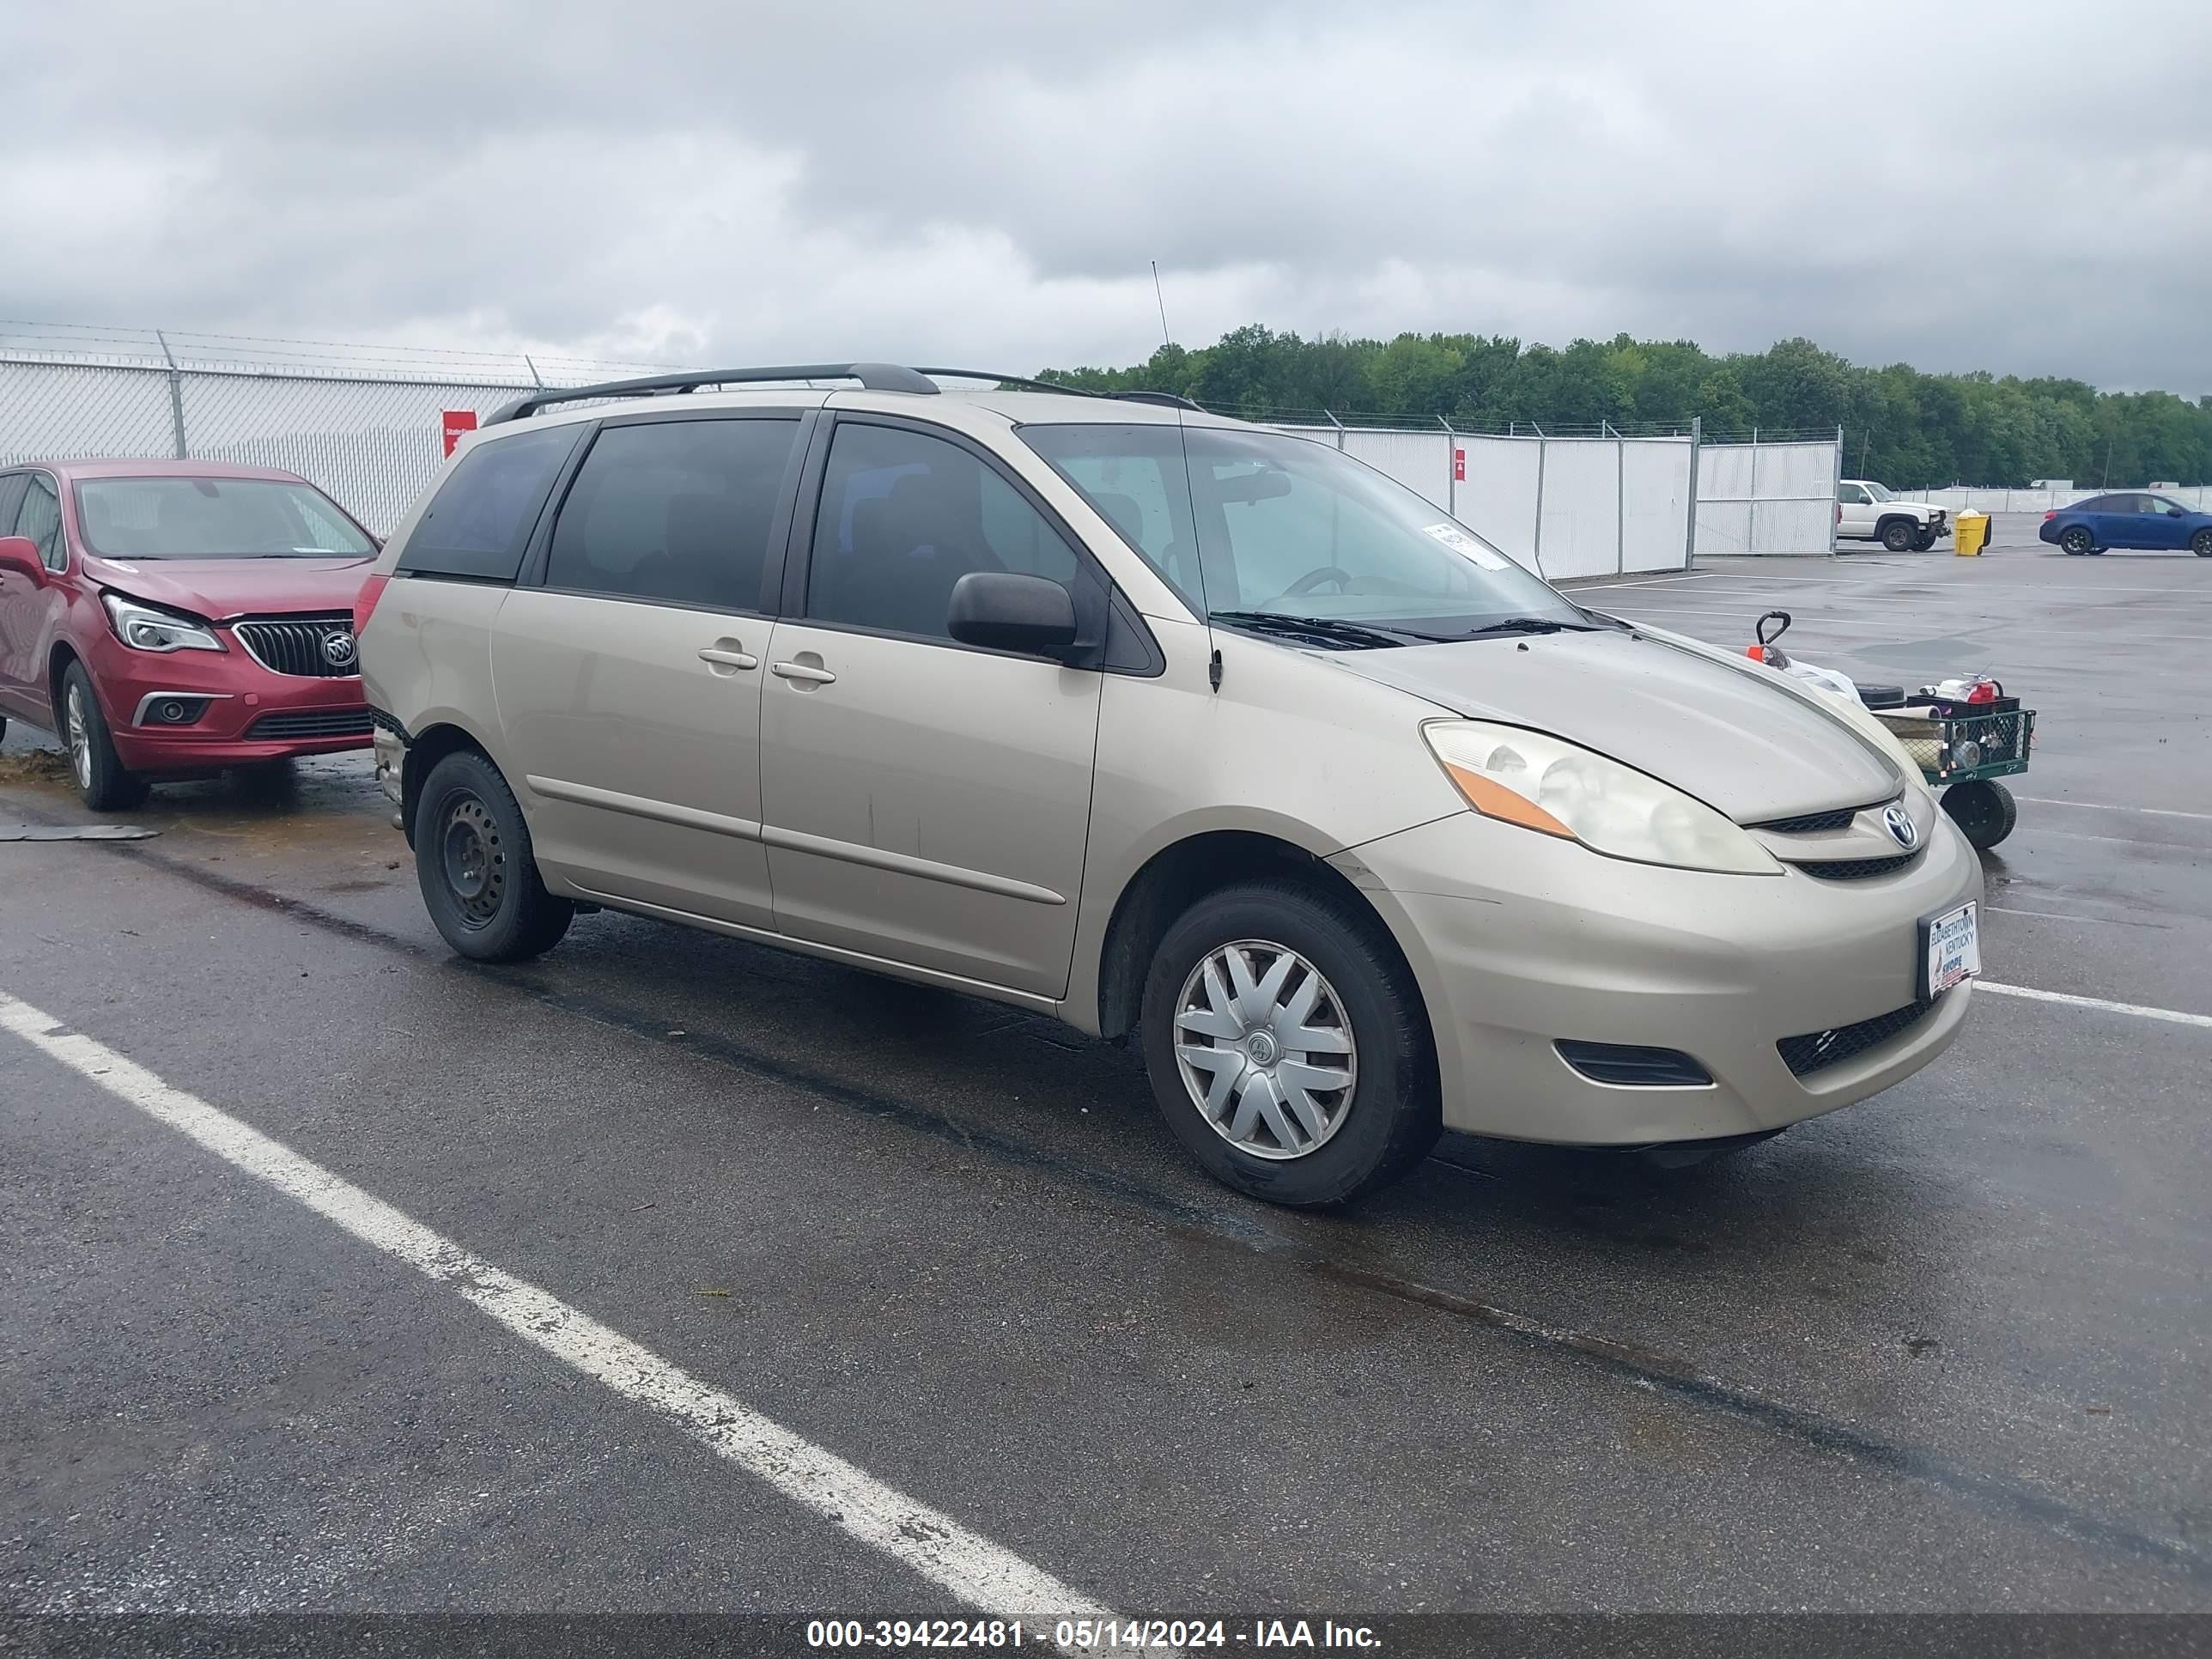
(1531, 425), (1548, 578)
(1607, 419), (1626, 575)
(1686, 416), (1702, 568)
(1830, 422), (1844, 554)
(1439, 416), (1456, 519)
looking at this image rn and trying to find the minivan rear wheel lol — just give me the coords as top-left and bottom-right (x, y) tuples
(414, 749), (574, 962)
(1140, 881), (1438, 1207)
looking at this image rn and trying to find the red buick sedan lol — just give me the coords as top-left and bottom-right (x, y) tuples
(0, 459), (378, 809)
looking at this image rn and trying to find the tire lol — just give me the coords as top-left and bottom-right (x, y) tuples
(1139, 879), (1439, 1207)
(1911, 529), (1938, 552)
(412, 748), (574, 962)
(1942, 780), (2017, 851)
(1881, 519), (1917, 553)
(2193, 529), (2212, 558)
(59, 664), (149, 811)
(2059, 526), (2094, 556)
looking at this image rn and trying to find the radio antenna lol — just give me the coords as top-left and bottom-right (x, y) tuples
(1151, 260), (1172, 348)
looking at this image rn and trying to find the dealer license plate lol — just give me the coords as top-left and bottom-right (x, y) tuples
(1923, 902), (1980, 999)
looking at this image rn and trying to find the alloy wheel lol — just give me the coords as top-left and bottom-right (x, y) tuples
(1173, 940), (1358, 1160)
(64, 685), (93, 790)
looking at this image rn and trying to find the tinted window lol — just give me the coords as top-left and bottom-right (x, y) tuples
(0, 474), (27, 539)
(16, 475), (64, 569)
(73, 477), (373, 559)
(546, 418), (799, 609)
(1838, 483), (1869, 505)
(2081, 495), (2129, 514)
(399, 424), (583, 582)
(809, 422), (1079, 640)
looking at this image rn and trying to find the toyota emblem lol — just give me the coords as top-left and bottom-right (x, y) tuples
(322, 629), (359, 669)
(1882, 804), (1918, 850)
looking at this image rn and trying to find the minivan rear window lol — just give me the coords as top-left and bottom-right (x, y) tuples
(398, 424), (584, 582)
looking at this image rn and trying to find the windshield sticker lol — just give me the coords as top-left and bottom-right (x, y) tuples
(1421, 522), (1510, 570)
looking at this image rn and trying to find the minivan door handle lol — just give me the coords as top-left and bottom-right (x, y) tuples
(698, 646), (759, 672)
(770, 659), (836, 684)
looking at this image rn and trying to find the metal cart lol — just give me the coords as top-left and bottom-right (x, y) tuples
(1864, 696), (2035, 850)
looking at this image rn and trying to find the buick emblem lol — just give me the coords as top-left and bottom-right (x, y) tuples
(322, 630), (359, 669)
(1882, 804), (1918, 850)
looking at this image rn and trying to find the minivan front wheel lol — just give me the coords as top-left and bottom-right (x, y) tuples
(1141, 881), (1438, 1207)
(414, 749), (574, 962)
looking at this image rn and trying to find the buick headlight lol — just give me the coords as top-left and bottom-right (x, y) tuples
(102, 591), (223, 653)
(1422, 720), (1780, 875)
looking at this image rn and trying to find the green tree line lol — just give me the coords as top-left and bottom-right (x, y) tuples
(1037, 327), (2212, 488)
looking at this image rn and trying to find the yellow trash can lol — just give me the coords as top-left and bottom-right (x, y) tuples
(1954, 510), (1990, 556)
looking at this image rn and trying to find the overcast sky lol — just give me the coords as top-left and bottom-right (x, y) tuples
(4, 0), (2208, 393)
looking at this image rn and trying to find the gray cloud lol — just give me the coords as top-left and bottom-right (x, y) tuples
(3, 0), (2207, 391)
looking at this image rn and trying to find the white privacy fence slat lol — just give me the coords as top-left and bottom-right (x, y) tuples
(1691, 435), (1842, 557)
(1916, 485), (2210, 514)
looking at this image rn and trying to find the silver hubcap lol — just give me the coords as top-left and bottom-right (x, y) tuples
(1174, 940), (1358, 1160)
(64, 687), (92, 789)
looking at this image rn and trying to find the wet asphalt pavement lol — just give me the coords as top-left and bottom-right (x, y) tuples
(3, 532), (2209, 1630)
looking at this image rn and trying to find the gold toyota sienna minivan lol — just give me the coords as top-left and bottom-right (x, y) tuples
(358, 363), (1980, 1206)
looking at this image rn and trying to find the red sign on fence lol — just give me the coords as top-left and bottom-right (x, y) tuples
(1452, 447), (1466, 483)
(441, 409), (477, 457)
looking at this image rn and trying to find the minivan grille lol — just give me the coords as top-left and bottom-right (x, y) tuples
(1791, 852), (1922, 881)
(246, 708), (373, 740)
(234, 615), (359, 678)
(1753, 805), (1862, 835)
(1778, 997), (1940, 1078)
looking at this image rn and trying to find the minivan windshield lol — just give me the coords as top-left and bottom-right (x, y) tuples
(73, 477), (375, 560)
(1019, 422), (1589, 641)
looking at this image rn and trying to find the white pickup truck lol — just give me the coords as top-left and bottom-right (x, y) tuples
(1837, 480), (1949, 551)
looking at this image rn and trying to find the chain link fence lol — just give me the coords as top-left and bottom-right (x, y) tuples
(0, 324), (678, 534)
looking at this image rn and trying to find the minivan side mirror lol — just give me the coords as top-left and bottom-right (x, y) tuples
(0, 535), (43, 583)
(947, 570), (1079, 660)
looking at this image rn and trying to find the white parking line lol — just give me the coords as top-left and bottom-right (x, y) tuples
(1984, 907), (2165, 930)
(2019, 797), (2212, 823)
(1978, 981), (2212, 1030)
(0, 991), (1126, 1638)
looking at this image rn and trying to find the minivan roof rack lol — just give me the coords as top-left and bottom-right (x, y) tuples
(484, 362), (1206, 426)
(484, 362), (940, 424)
(915, 371), (1204, 412)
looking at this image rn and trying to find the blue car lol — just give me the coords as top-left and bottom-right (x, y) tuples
(2039, 491), (2212, 557)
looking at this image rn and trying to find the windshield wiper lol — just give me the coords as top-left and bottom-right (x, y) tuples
(1449, 616), (1604, 638)
(1206, 611), (1414, 649)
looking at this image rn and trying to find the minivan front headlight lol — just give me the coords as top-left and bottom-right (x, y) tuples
(1422, 720), (1780, 875)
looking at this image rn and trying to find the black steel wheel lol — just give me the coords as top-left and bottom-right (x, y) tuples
(1942, 780), (2018, 851)
(413, 749), (574, 962)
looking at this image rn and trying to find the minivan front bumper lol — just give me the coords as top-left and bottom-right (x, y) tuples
(1331, 807), (1982, 1145)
